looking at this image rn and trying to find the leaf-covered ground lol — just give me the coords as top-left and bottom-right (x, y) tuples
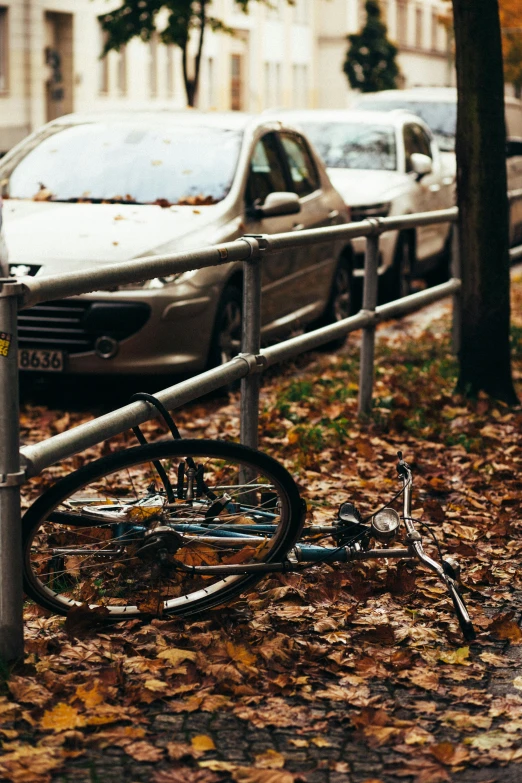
(3, 272), (522, 783)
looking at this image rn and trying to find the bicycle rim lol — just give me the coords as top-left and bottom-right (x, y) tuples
(22, 440), (303, 618)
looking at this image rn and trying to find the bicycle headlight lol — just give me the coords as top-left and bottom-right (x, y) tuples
(371, 508), (400, 543)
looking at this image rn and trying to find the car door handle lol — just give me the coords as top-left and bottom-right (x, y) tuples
(429, 183), (441, 192)
(328, 210), (340, 221)
(293, 223), (305, 231)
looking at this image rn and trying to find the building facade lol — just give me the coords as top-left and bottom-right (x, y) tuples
(0, 0), (453, 154)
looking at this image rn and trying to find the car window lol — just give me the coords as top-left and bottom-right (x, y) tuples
(0, 123), (243, 205)
(279, 133), (320, 198)
(246, 133), (289, 206)
(299, 122), (397, 171)
(403, 124), (433, 172)
(354, 99), (457, 152)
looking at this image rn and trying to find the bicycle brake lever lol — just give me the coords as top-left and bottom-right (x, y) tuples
(396, 451), (410, 479)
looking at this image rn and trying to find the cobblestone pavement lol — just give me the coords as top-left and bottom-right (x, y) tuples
(46, 618), (522, 783)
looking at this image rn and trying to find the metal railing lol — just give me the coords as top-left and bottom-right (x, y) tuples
(0, 204), (520, 659)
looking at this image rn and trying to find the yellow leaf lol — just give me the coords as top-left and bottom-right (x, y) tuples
(226, 642), (256, 667)
(438, 647), (471, 665)
(254, 749), (285, 768)
(191, 734), (216, 752)
(512, 676), (522, 690)
(157, 648), (197, 666)
(75, 682), (104, 708)
(40, 703), (84, 732)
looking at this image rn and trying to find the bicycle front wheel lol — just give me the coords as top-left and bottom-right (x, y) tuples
(22, 440), (304, 619)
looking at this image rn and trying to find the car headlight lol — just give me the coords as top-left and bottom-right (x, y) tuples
(351, 202), (391, 222)
(118, 269), (199, 290)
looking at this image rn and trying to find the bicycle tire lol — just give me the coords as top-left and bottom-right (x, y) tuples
(22, 440), (304, 619)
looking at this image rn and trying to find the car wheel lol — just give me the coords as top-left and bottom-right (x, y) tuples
(207, 285), (243, 369)
(308, 256), (353, 350)
(390, 233), (414, 300)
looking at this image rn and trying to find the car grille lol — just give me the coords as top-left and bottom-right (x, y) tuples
(18, 300), (151, 354)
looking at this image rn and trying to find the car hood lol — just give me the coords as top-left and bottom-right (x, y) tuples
(2, 200), (221, 274)
(326, 168), (408, 206)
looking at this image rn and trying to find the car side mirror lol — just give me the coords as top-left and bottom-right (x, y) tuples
(506, 137), (522, 158)
(410, 153), (433, 179)
(252, 192), (301, 219)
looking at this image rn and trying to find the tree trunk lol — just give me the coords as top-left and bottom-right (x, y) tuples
(452, 0), (519, 404)
(181, 1), (207, 107)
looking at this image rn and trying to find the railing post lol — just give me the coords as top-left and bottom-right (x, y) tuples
(451, 223), (461, 356)
(358, 228), (380, 418)
(0, 280), (24, 661)
(240, 239), (262, 450)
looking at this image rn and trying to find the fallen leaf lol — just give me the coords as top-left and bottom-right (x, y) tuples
(438, 647), (470, 665)
(125, 740), (164, 762)
(191, 735), (216, 752)
(40, 703), (84, 732)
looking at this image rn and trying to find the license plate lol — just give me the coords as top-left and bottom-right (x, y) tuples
(18, 349), (64, 372)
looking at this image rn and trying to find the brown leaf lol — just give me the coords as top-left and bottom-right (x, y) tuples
(232, 769), (298, 783)
(8, 676), (52, 707)
(489, 613), (522, 643)
(154, 769), (219, 783)
(430, 743), (470, 766)
(167, 742), (200, 761)
(254, 749), (286, 768)
(125, 740), (164, 762)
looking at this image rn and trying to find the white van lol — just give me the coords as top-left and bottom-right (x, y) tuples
(353, 87), (522, 246)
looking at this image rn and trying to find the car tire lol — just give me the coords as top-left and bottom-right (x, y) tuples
(207, 284), (243, 370)
(308, 255), (353, 351)
(389, 232), (414, 301)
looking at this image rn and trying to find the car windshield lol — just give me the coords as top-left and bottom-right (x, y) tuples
(299, 122), (397, 171)
(357, 100), (457, 151)
(0, 123), (243, 205)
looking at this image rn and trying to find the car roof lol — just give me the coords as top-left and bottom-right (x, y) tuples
(46, 110), (281, 133)
(270, 108), (426, 128)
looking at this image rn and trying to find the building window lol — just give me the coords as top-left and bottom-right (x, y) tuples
(268, 0), (282, 20)
(431, 11), (439, 50)
(0, 7), (7, 93)
(396, 1), (408, 46)
(292, 64), (309, 108)
(264, 61), (282, 109)
(166, 45), (174, 97)
(230, 54), (242, 111)
(99, 25), (109, 94)
(149, 32), (158, 97)
(293, 0), (309, 25)
(116, 46), (127, 95)
(415, 6), (423, 48)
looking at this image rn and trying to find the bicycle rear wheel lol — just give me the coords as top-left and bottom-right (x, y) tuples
(22, 440), (304, 619)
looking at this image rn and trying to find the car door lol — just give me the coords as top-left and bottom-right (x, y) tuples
(277, 131), (337, 320)
(243, 132), (300, 330)
(403, 123), (446, 261)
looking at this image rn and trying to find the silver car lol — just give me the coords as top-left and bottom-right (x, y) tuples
(0, 112), (351, 376)
(274, 109), (454, 298)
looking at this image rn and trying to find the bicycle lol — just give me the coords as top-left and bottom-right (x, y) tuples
(21, 394), (475, 641)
